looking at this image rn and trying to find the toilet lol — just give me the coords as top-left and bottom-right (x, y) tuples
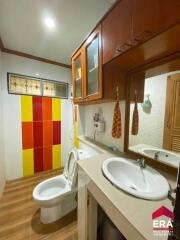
(33, 148), (89, 224)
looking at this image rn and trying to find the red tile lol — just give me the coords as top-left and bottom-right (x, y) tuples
(43, 121), (53, 147)
(53, 121), (61, 145)
(33, 97), (43, 122)
(33, 122), (43, 147)
(43, 97), (52, 121)
(34, 147), (43, 173)
(22, 122), (33, 149)
(43, 147), (52, 171)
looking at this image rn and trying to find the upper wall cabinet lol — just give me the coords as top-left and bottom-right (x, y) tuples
(158, 0), (180, 31)
(84, 25), (102, 101)
(131, 0), (158, 44)
(72, 25), (103, 103)
(72, 49), (84, 103)
(102, 0), (180, 64)
(102, 0), (132, 65)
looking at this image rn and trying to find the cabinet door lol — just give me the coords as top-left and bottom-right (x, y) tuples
(84, 25), (102, 101)
(102, 0), (132, 64)
(158, 0), (180, 31)
(72, 50), (84, 102)
(131, 0), (158, 44)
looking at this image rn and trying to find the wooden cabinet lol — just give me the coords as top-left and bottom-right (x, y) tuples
(72, 49), (84, 103)
(102, 0), (159, 64)
(72, 25), (123, 104)
(157, 0), (180, 31)
(72, 26), (103, 103)
(84, 25), (102, 101)
(72, 0), (180, 104)
(102, 0), (180, 65)
(102, 0), (132, 64)
(131, 0), (158, 44)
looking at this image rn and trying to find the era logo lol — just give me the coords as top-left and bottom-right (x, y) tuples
(152, 206), (174, 236)
(153, 219), (173, 229)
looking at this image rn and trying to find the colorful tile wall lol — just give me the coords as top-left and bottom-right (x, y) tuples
(21, 96), (61, 177)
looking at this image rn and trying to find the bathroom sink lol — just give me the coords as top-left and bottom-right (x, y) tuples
(138, 147), (180, 167)
(102, 157), (170, 200)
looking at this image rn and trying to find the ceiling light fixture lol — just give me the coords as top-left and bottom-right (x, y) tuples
(35, 73), (40, 76)
(44, 17), (55, 29)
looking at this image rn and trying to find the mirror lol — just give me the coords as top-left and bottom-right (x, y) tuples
(128, 64), (180, 169)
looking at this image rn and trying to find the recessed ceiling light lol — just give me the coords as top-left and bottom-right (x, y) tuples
(44, 17), (55, 29)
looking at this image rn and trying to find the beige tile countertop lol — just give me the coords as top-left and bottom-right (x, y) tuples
(77, 136), (177, 240)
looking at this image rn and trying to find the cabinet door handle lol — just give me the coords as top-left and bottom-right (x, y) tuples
(116, 42), (132, 53)
(116, 47), (123, 53)
(134, 30), (155, 42)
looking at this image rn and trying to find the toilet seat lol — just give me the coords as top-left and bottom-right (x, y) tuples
(33, 175), (71, 204)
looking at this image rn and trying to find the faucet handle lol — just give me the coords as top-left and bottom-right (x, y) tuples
(137, 158), (146, 168)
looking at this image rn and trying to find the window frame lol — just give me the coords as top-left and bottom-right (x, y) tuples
(7, 72), (69, 99)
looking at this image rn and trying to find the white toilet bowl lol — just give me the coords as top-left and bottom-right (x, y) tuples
(33, 148), (89, 224)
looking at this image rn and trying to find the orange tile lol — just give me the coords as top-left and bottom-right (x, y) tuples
(22, 122), (33, 149)
(43, 147), (52, 171)
(43, 97), (52, 121)
(43, 121), (53, 147)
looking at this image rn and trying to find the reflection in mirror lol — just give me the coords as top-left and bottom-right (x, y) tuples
(129, 70), (180, 168)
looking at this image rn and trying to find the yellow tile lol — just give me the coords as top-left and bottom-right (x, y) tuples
(53, 144), (61, 169)
(21, 96), (33, 122)
(22, 149), (34, 177)
(74, 122), (79, 149)
(52, 98), (61, 121)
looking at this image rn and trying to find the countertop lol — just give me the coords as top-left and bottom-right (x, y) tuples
(77, 136), (177, 240)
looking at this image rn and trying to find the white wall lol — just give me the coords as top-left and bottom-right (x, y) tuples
(79, 101), (125, 152)
(0, 49), (5, 196)
(129, 70), (180, 148)
(1, 53), (73, 180)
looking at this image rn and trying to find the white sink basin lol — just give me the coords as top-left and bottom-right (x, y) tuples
(102, 157), (170, 200)
(138, 147), (180, 167)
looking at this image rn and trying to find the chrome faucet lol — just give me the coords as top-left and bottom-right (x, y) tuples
(154, 151), (160, 160)
(137, 159), (146, 169)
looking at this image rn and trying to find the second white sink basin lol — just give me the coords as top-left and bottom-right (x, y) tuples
(138, 147), (180, 167)
(102, 157), (170, 200)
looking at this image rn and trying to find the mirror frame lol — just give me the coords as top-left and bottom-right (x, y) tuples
(124, 53), (180, 176)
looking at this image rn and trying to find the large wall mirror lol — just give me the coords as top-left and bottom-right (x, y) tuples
(127, 57), (180, 171)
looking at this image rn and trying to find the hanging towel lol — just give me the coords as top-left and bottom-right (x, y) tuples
(112, 101), (122, 138)
(132, 91), (139, 135)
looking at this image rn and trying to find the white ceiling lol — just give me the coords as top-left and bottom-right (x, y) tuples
(0, 0), (115, 65)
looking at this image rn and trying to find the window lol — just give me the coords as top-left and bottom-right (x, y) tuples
(8, 73), (68, 99)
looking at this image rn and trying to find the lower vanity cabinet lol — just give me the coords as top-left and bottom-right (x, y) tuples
(98, 206), (127, 240)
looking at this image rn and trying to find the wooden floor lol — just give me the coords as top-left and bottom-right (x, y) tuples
(0, 169), (77, 240)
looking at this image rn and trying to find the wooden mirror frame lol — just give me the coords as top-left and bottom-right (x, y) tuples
(124, 52), (180, 176)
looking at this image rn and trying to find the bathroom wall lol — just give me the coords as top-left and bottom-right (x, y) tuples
(0, 49), (5, 196)
(129, 70), (180, 148)
(1, 53), (73, 180)
(79, 101), (125, 151)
